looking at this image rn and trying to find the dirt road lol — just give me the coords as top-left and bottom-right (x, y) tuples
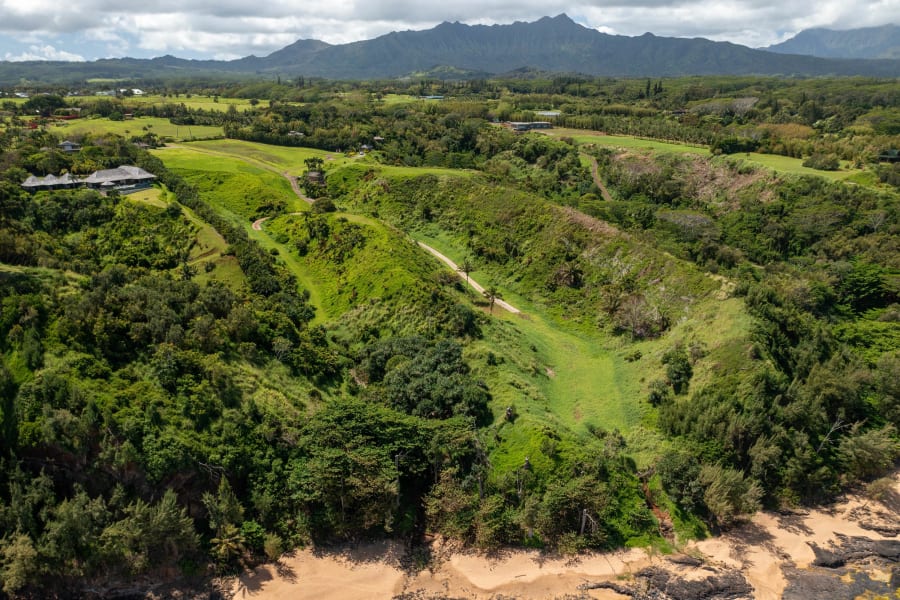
(583, 153), (614, 202)
(416, 241), (521, 314)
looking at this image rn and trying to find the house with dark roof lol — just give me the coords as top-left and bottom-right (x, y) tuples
(58, 140), (81, 153)
(21, 165), (156, 194)
(505, 121), (553, 132)
(21, 173), (79, 191)
(879, 149), (900, 163)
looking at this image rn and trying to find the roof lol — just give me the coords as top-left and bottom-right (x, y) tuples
(21, 165), (156, 190)
(21, 173), (78, 188)
(83, 165), (156, 185)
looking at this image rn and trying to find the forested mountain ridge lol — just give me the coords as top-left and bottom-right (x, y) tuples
(767, 24), (900, 59)
(2, 14), (900, 84)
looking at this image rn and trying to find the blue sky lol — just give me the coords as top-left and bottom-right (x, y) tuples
(0, 0), (897, 62)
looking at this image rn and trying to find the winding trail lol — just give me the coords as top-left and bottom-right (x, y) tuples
(168, 142), (519, 315)
(583, 153), (614, 202)
(416, 241), (521, 315)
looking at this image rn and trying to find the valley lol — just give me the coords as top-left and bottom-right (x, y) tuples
(0, 73), (897, 598)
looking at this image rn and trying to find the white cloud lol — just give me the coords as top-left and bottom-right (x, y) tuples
(4, 44), (85, 62)
(0, 1), (897, 60)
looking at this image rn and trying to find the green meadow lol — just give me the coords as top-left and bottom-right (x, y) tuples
(547, 127), (710, 155)
(49, 116), (223, 140)
(122, 94), (258, 112)
(153, 145), (300, 219)
(732, 152), (865, 181)
(183, 138), (357, 173)
(549, 127), (873, 185)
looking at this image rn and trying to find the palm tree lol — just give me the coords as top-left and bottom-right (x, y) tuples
(483, 284), (501, 313)
(458, 256), (475, 285)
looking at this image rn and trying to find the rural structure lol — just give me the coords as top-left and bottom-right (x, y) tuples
(21, 165), (157, 193)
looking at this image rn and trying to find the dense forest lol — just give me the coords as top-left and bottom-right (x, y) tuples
(0, 74), (898, 597)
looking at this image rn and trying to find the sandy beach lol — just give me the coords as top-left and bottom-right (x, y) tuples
(227, 471), (900, 599)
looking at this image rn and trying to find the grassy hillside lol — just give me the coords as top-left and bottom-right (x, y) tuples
(151, 141), (738, 546)
(47, 116), (223, 141)
(324, 163), (755, 443)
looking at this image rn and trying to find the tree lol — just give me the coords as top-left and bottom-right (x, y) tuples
(837, 423), (900, 482)
(483, 284), (501, 313)
(210, 523), (247, 570)
(1, 534), (38, 595)
(699, 464), (762, 528)
(662, 346), (693, 395)
(458, 256), (475, 285)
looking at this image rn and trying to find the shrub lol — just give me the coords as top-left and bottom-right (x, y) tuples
(802, 153), (840, 171)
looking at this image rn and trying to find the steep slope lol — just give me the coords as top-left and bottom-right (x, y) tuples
(767, 24), (900, 59)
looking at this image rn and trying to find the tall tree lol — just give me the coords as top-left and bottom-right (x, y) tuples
(458, 256), (475, 285)
(483, 285), (501, 314)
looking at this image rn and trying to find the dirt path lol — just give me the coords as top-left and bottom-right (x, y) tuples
(253, 212), (307, 231)
(583, 153), (614, 202)
(171, 143), (516, 315)
(416, 241), (521, 314)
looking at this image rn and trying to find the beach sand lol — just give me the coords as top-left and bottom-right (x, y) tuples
(227, 471), (900, 599)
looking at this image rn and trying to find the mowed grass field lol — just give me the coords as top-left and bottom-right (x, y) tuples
(153, 145), (299, 219)
(547, 127), (710, 155)
(183, 138), (356, 173)
(120, 95), (259, 112)
(734, 152), (864, 181)
(548, 127), (871, 182)
(48, 116), (223, 140)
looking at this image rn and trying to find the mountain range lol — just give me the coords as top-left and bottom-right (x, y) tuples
(766, 24), (900, 59)
(2, 15), (899, 84)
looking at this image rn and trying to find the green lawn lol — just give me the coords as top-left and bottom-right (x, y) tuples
(547, 128), (710, 155)
(121, 95), (258, 112)
(126, 187), (166, 208)
(548, 127), (877, 184)
(49, 116), (222, 140)
(731, 152), (864, 181)
(378, 94), (419, 105)
(152, 146), (300, 221)
(183, 139), (357, 173)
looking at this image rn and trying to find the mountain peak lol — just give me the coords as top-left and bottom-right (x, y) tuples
(766, 24), (900, 59)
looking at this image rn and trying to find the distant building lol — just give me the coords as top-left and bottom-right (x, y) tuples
(21, 173), (79, 191)
(535, 111), (561, 118)
(505, 121), (553, 132)
(58, 140), (81, 153)
(878, 149), (899, 163)
(21, 165), (156, 194)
